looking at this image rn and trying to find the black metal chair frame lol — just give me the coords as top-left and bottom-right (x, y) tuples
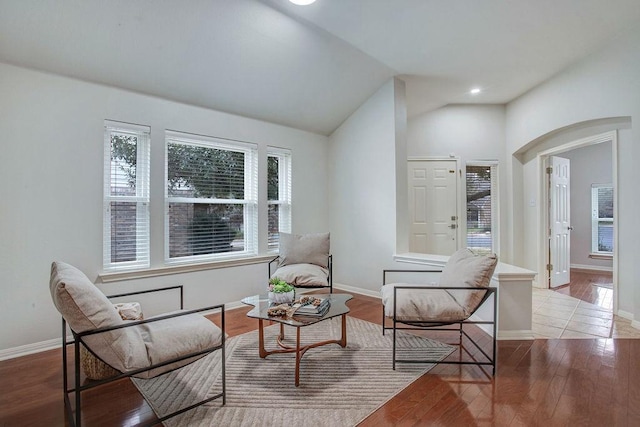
(61, 285), (226, 427)
(268, 254), (333, 293)
(381, 269), (497, 376)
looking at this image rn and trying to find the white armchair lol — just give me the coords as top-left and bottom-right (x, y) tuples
(381, 248), (498, 374)
(49, 261), (226, 426)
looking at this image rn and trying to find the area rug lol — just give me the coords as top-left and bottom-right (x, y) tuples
(132, 316), (454, 426)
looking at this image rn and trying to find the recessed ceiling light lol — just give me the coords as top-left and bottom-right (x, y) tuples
(289, 0), (316, 5)
(470, 88), (482, 95)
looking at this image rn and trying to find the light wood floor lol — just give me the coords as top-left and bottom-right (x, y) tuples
(1, 290), (639, 426)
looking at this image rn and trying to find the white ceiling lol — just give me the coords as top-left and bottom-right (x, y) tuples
(1, 0), (639, 135)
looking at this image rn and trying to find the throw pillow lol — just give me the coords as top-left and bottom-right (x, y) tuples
(439, 248), (497, 314)
(49, 262), (148, 373)
(279, 232), (330, 268)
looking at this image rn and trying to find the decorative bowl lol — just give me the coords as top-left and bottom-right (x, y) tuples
(268, 290), (295, 304)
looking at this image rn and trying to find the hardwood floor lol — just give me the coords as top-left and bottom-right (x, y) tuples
(1, 290), (639, 426)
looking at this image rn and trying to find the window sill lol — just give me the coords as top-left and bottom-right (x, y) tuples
(589, 253), (613, 260)
(99, 254), (277, 283)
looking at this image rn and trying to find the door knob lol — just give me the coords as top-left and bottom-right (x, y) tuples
(567, 226), (574, 230)
(449, 224), (457, 229)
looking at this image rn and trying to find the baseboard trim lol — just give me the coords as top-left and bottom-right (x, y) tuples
(2, 303), (248, 360)
(613, 310), (640, 330)
(617, 309), (634, 320)
(0, 286), (547, 360)
(333, 283), (381, 299)
(0, 337), (70, 362)
(570, 264), (613, 273)
(497, 330), (535, 340)
(1, 288), (373, 361)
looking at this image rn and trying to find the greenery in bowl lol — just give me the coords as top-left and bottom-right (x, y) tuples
(268, 278), (294, 293)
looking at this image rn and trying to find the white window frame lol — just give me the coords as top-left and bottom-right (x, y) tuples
(267, 147), (292, 252)
(591, 183), (614, 255)
(164, 131), (258, 264)
(464, 161), (499, 255)
(103, 121), (150, 271)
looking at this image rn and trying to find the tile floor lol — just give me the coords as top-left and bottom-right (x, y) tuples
(532, 286), (640, 339)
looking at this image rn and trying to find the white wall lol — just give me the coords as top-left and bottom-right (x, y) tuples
(407, 104), (507, 256)
(328, 78), (407, 291)
(561, 142), (613, 270)
(0, 62), (330, 352)
(408, 104), (506, 160)
(505, 25), (640, 320)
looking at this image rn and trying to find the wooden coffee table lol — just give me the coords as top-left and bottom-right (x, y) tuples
(241, 293), (352, 386)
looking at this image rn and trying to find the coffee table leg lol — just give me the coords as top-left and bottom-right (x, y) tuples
(295, 327), (301, 387)
(258, 319), (267, 358)
(339, 314), (347, 347)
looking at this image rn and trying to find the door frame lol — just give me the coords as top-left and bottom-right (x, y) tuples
(536, 131), (618, 311)
(407, 156), (462, 253)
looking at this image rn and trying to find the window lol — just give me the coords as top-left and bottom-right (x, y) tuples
(103, 121), (150, 270)
(165, 132), (258, 262)
(591, 184), (613, 254)
(267, 148), (292, 251)
(465, 163), (498, 255)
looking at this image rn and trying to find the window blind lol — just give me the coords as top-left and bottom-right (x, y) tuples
(465, 163), (498, 254)
(165, 133), (258, 262)
(591, 184), (613, 253)
(267, 148), (292, 250)
(103, 121), (150, 270)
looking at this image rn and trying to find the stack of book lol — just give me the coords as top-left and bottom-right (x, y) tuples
(293, 297), (331, 317)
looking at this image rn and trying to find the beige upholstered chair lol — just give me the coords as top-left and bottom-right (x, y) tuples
(380, 248), (498, 374)
(49, 261), (226, 427)
(268, 232), (332, 292)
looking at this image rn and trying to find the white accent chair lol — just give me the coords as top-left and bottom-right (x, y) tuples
(381, 248), (498, 374)
(49, 261), (226, 426)
(268, 232), (332, 292)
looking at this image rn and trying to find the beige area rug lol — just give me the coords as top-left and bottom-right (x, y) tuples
(132, 316), (454, 426)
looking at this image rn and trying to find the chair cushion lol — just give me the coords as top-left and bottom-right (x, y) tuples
(380, 283), (468, 323)
(137, 312), (223, 379)
(279, 232), (330, 268)
(439, 248), (498, 314)
(271, 263), (329, 288)
(49, 262), (149, 373)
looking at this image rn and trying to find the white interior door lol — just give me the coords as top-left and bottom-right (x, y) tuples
(408, 160), (458, 255)
(549, 156), (571, 288)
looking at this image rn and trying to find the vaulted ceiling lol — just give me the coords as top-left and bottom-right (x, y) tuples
(1, 0), (639, 135)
